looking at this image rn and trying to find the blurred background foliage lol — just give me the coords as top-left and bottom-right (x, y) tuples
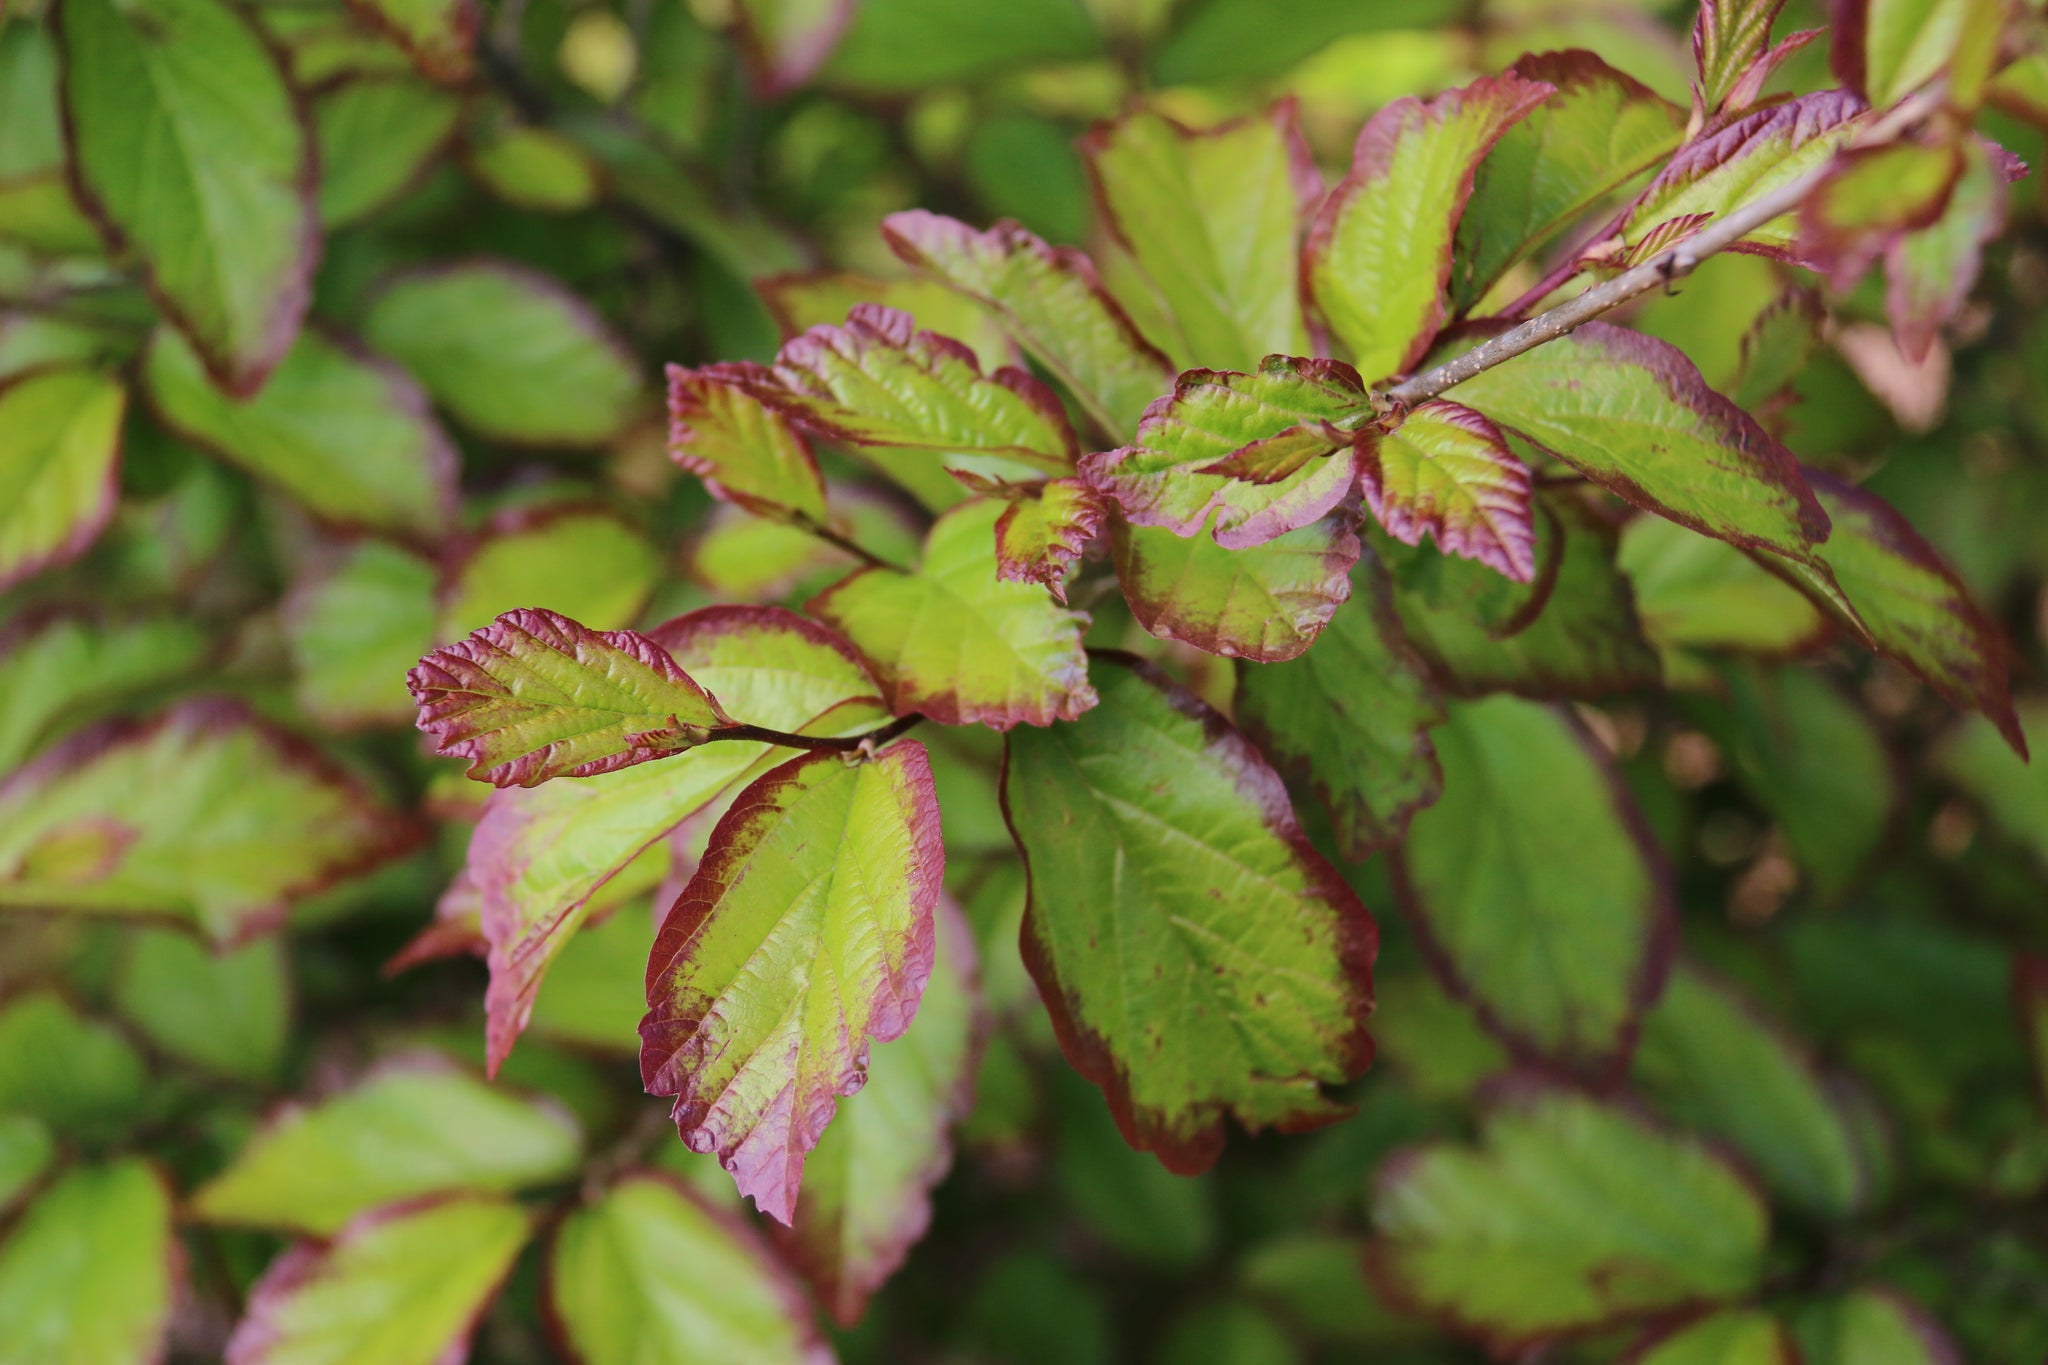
(3, 0), (2048, 1360)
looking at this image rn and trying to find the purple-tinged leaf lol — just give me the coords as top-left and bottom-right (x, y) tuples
(757, 270), (1019, 370)
(1830, 0), (2001, 109)
(882, 210), (1174, 439)
(776, 900), (983, 1325)
(226, 1194), (529, 1365)
(0, 1159), (179, 1365)
(465, 606), (889, 1075)
(1111, 510), (1359, 662)
(1618, 91), (1869, 265)
(1691, 0), (1790, 117)
(1305, 73), (1555, 382)
(746, 303), (1077, 470)
(409, 608), (738, 789)
(732, 0), (857, 97)
(1234, 547), (1446, 860)
(1449, 322), (1832, 563)
(992, 478), (1106, 603)
(1002, 656), (1377, 1174)
(641, 739), (944, 1224)
(1081, 99), (1321, 370)
(1885, 136), (2010, 362)
(0, 365), (124, 593)
(342, 0), (480, 82)
(1362, 401), (1535, 583)
(667, 363), (829, 522)
(1393, 697), (1674, 1073)
(1798, 137), (1962, 288)
(1722, 29), (1824, 114)
(1080, 357), (1371, 549)
(810, 498), (1097, 729)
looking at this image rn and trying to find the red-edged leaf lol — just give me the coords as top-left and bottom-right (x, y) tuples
(1080, 357), (1371, 549)
(342, 0), (479, 82)
(809, 498), (1097, 729)
(1623, 1309), (1801, 1365)
(667, 363), (830, 523)
(1723, 29), (1825, 113)
(1111, 510), (1359, 662)
(1304, 72), (1555, 382)
(993, 477), (1106, 602)
(1691, 0), (1790, 117)
(882, 210), (1175, 439)
(1885, 136), (2011, 362)
(641, 739), (944, 1224)
(1362, 401), (1535, 583)
(775, 899), (982, 1325)
(745, 303), (1077, 470)
(1081, 99), (1321, 370)
(408, 608), (738, 788)
(1002, 656), (1377, 1173)
(1798, 136), (1963, 288)
(732, 0), (857, 97)
(0, 366), (125, 594)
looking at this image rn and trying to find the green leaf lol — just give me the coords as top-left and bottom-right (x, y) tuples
(1636, 964), (1873, 1219)
(991, 477), (1106, 601)
(811, 498), (1096, 728)
(313, 76), (463, 228)
(0, 1160), (177, 1365)
(1363, 400), (1535, 581)
(285, 540), (440, 728)
(1797, 139), (1961, 281)
(0, 612), (209, 771)
(1731, 286), (1824, 412)
(1080, 358), (1370, 549)
(882, 210), (1174, 439)
(191, 1059), (581, 1234)
(1081, 102), (1318, 370)
(362, 262), (644, 447)
(0, 366), (125, 592)
(1449, 322), (1831, 562)
(0, 22), (101, 256)
(1111, 511), (1360, 662)
(1148, 0), (1460, 86)
(0, 990), (146, 1142)
(0, 1116), (54, 1216)
(1691, 1), (1793, 114)
(56, 0), (316, 394)
(226, 1194), (529, 1365)
(464, 123), (602, 212)
(824, 0), (1100, 89)
(113, 929), (290, 1084)
(143, 326), (457, 537)
(342, 0), (480, 82)
(1455, 50), (1685, 308)
(1234, 548), (1445, 859)
(409, 608), (739, 788)
(1626, 1308), (1801, 1364)
(1393, 696), (1672, 1069)
(643, 737), (944, 1223)
(548, 1171), (833, 1365)
(1885, 135), (2007, 362)
(1305, 73), (1553, 382)
(732, 0), (857, 96)
(1795, 1285), (1962, 1365)
(1938, 700), (2048, 870)
(667, 364), (830, 522)
(1001, 656), (1377, 1172)
(1619, 514), (1828, 666)
(1369, 1087), (1769, 1351)
(524, 895), (652, 1052)
(1839, 0), (1977, 108)
(758, 270), (1017, 371)
(467, 606), (888, 1074)
(441, 505), (662, 637)
(776, 900), (981, 1325)
(0, 701), (414, 943)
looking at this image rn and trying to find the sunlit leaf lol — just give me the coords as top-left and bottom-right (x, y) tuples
(1363, 400), (1534, 582)
(992, 478), (1106, 602)
(1111, 511), (1359, 662)
(441, 505), (662, 637)
(667, 364), (829, 522)
(0, 1160), (178, 1365)
(0, 366), (125, 593)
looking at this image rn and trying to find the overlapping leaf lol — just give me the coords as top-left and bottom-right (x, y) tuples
(641, 739), (944, 1223)
(1886, 136), (2008, 361)
(1796, 1285), (1964, 1364)
(733, 0), (857, 97)
(314, 76), (463, 228)
(1619, 514), (1829, 668)
(1797, 137), (1961, 287)
(1111, 512), (1359, 662)
(0, 1160), (178, 1365)
(1002, 656), (1377, 1172)
(1362, 401), (1535, 582)
(0, 613), (208, 770)
(440, 504), (662, 636)
(811, 498), (1096, 728)
(1394, 696), (1673, 1070)
(286, 541), (440, 728)
(343, 0), (479, 81)
(1305, 73), (1554, 381)
(1690, 0), (1791, 116)
(1627, 1309), (1801, 1364)
(991, 478), (1105, 601)
(1831, 0), (1987, 108)
(667, 364), (830, 522)
(0, 366), (124, 592)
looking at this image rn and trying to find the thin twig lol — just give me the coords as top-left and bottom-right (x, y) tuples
(1384, 89), (1947, 408)
(793, 513), (897, 570)
(710, 713), (925, 753)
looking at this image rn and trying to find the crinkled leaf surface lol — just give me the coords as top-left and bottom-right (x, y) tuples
(1001, 656), (1377, 1173)
(56, 0), (315, 393)
(313, 76), (463, 229)
(883, 210), (1173, 439)
(1449, 322), (1830, 562)
(1082, 102), (1318, 369)
(225, 1194), (528, 1365)
(0, 1159), (177, 1365)
(1455, 51), (1685, 307)
(641, 739), (944, 1224)
(191, 1060), (581, 1234)
(286, 540), (440, 728)
(0, 990), (146, 1142)
(1629, 1309), (1801, 1364)
(549, 1171), (833, 1365)
(1394, 696), (1673, 1070)
(1305, 73), (1554, 381)
(1081, 358), (1370, 549)
(1796, 1285), (1962, 1365)
(778, 900), (980, 1325)
(343, 0), (480, 81)
(363, 261), (642, 447)
(1111, 511), (1359, 662)
(993, 477), (1104, 600)
(0, 701), (413, 943)
(143, 326), (457, 538)
(1362, 400), (1535, 581)
(1234, 548), (1445, 860)
(0, 365), (125, 593)
(0, 613), (206, 772)
(1370, 1087), (1769, 1352)
(1691, 0), (1792, 114)
(410, 608), (737, 787)
(667, 363), (830, 522)
(810, 498), (1096, 728)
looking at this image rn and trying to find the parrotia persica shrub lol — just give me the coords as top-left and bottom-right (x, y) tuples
(7, 0), (2048, 1359)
